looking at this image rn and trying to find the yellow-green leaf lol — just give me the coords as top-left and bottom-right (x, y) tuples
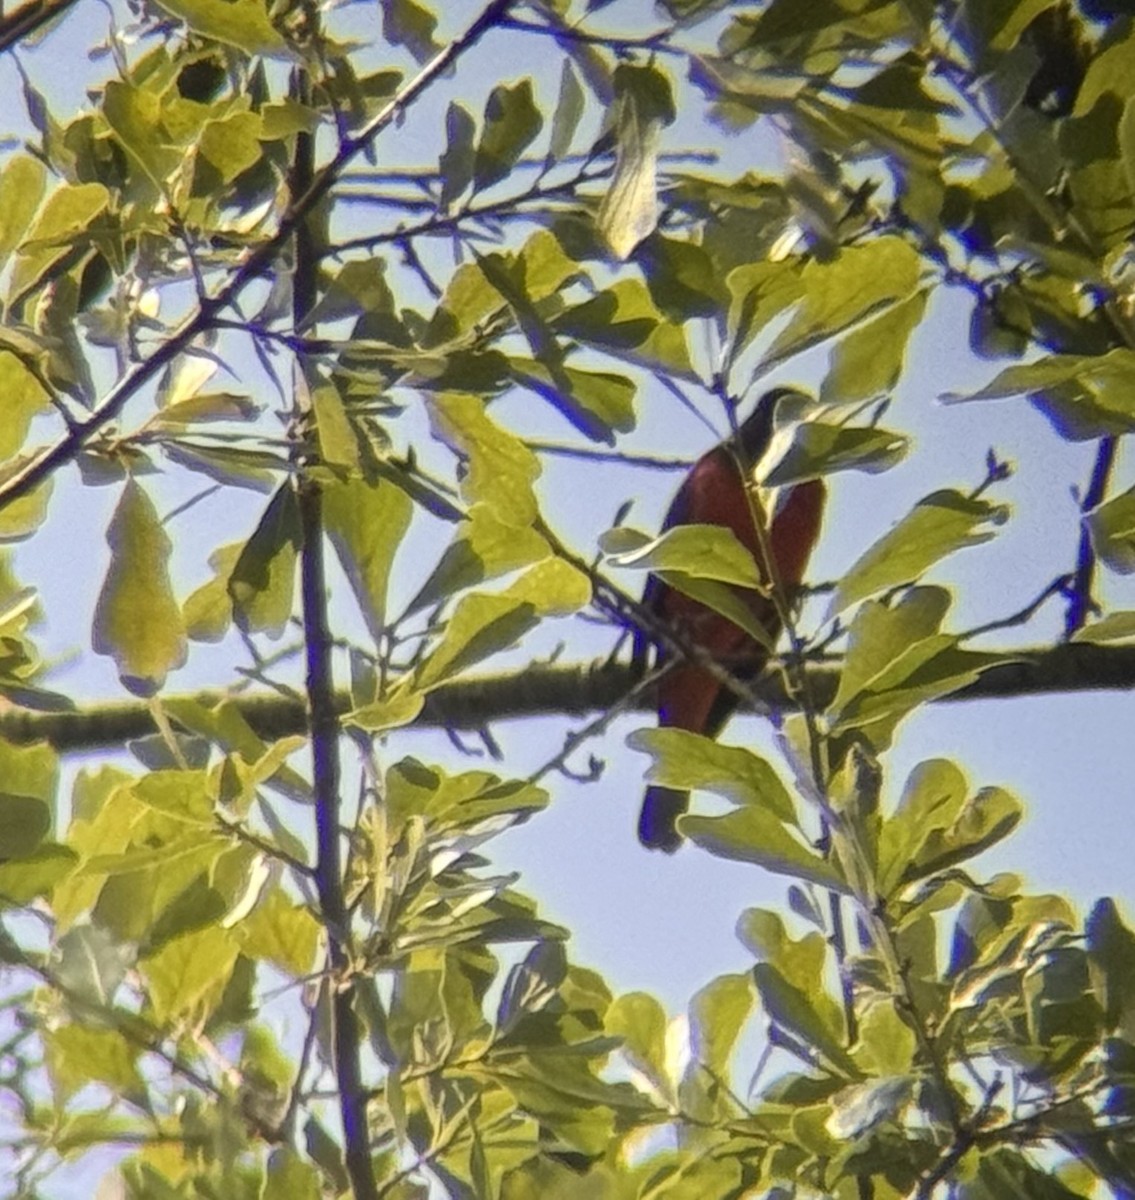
(830, 489), (1008, 618)
(151, 0), (287, 55)
(414, 559), (589, 691)
(92, 479), (187, 695)
(0, 155), (45, 273)
(324, 473), (413, 639)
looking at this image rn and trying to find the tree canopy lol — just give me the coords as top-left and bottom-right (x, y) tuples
(1, 1), (1135, 1198)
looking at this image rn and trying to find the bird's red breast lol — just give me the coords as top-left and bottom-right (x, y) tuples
(637, 392), (826, 851)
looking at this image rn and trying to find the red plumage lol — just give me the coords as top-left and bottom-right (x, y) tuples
(637, 389), (827, 852)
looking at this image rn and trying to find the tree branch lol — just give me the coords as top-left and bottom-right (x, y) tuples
(0, 0), (79, 55)
(11, 642), (1135, 752)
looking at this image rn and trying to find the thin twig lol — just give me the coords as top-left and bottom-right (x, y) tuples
(1065, 436), (1117, 637)
(0, 0), (80, 55)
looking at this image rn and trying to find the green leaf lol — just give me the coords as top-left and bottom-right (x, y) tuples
(684, 804), (847, 890)
(827, 1076), (913, 1140)
(44, 1024), (142, 1102)
(763, 420), (909, 487)
(853, 999), (917, 1076)
(429, 391), (540, 520)
(0, 155), (45, 274)
(0, 844), (76, 904)
(879, 759), (1022, 897)
(1086, 898), (1135, 1039)
(761, 237), (922, 371)
(311, 384), (360, 471)
(0, 457), (52, 542)
(597, 65), (676, 260)
(512, 359), (637, 445)
(152, 0), (288, 54)
(406, 503), (548, 616)
(944, 348), (1135, 438)
(228, 485), (302, 638)
(380, 0), (439, 62)
(263, 1148), (321, 1200)
(103, 81), (182, 192)
(414, 559), (589, 690)
(476, 248), (565, 369)
(183, 542), (241, 642)
(92, 479), (187, 696)
(830, 489), (1008, 618)
(473, 80), (543, 192)
(197, 110), (263, 184)
(161, 440), (280, 492)
(603, 524), (775, 645)
(54, 924), (132, 1009)
(0, 793), (52, 861)
(740, 910), (858, 1076)
(9, 182), (109, 310)
(830, 587), (1006, 748)
(143, 925), (241, 1024)
(238, 885), (320, 976)
(687, 972), (755, 1079)
(384, 757), (548, 834)
(1121, 96), (1135, 200)
(497, 940), (567, 1034)
(726, 257), (805, 364)
(821, 290), (929, 403)
(1087, 484), (1135, 574)
(546, 60), (586, 168)
(553, 277), (695, 379)
(634, 232), (726, 322)
(1072, 610), (1135, 643)
(603, 523), (763, 588)
(607, 991), (673, 1101)
(345, 683), (425, 734)
(324, 474), (413, 640)
(627, 728), (797, 823)
(439, 102), (476, 208)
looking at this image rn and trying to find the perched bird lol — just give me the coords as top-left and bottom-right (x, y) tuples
(636, 389), (827, 852)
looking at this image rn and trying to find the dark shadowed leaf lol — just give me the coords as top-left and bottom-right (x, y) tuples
(228, 485), (302, 638)
(546, 60), (586, 168)
(379, 0), (439, 62)
(473, 80), (543, 191)
(439, 102), (477, 207)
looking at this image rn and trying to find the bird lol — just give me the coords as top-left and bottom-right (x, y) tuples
(635, 388), (827, 852)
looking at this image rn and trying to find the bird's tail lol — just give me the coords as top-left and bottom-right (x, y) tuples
(638, 786), (688, 853)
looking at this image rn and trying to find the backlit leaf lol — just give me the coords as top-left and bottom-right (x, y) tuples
(92, 479), (187, 696)
(153, 0), (288, 54)
(1087, 484), (1135, 574)
(830, 489), (1008, 618)
(414, 559), (588, 690)
(628, 728), (797, 822)
(324, 474), (413, 639)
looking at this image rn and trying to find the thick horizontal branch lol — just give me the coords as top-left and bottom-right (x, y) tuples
(6, 642), (1135, 753)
